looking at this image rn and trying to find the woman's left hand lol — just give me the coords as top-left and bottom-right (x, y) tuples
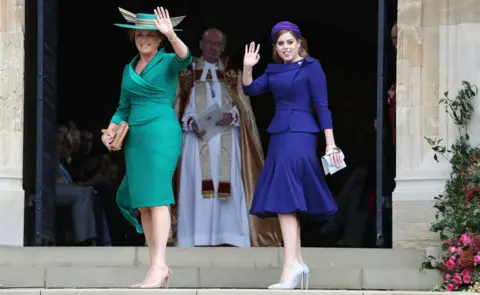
(326, 145), (342, 167)
(154, 6), (174, 38)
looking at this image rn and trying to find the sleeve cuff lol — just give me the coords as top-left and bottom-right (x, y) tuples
(111, 116), (123, 125)
(229, 109), (240, 127)
(242, 84), (254, 97)
(183, 116), (195, 131)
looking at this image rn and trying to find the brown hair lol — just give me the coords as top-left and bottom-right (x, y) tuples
(272, 30), (309, 63)
(128, 29), (165, 48)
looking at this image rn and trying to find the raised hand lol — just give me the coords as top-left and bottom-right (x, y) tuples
(153, 7), (174, 38)
(243, 42), (260, 68)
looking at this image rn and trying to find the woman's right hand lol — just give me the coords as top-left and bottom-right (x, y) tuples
(101, 133), (113, 150)
(243, 42), (260, 68)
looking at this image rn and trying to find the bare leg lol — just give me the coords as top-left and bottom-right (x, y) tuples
(140, 205), (171, 288)
(296, 221), (304, 264)
(278, 213), (300, 284)
(130, 208), (154, 288)
(141, 209), (155, 262)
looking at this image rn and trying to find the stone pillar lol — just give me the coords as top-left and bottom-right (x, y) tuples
(0, 0), (25, 246)
(393, 0), (480, 248)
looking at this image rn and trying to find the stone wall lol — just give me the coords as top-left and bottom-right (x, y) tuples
(393, 0), (480, 248)
(0, 0), (25, 246)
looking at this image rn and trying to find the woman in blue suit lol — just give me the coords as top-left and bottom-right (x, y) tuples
(242, 21), (342, 290)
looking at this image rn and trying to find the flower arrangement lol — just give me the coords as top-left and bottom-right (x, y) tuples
(422, 81), (480, 291)
(439, 233), (480, 291)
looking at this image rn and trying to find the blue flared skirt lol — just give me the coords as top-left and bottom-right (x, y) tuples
(250, 131), (338, 219)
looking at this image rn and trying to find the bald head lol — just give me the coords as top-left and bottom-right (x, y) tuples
(200, 28), (226, 63)
(202, 28), (225, 41)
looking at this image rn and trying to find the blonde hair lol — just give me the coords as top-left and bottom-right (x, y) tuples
(272, 30), (309, 63)
(128, 29), (164, 48)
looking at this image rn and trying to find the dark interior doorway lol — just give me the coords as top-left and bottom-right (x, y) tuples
(23, 0), (398, 247)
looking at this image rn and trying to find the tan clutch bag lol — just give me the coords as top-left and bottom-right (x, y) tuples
(101, 121), (129, 151)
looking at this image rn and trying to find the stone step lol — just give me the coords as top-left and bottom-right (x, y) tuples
(0, 290), (451, 295)
(0, 247), (427, 268)
(0, 247), (442, 290)
(0, 265), (441, 290)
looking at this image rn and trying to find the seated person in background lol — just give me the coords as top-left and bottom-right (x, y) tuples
(55, 131), (100, 245)
(56, 133), (111, 245)
(64, 122), (92, 182)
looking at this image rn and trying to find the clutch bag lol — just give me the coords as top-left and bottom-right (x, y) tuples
(101, 121), (129, 151)
(321, 151), (347, 175)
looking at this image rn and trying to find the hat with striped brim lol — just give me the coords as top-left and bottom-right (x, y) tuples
(114, 7), (185, 31)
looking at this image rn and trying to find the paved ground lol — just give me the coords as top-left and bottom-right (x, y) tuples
(0, 290), (455, 295)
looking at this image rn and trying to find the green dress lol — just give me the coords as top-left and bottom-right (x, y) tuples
(111, 48), (192, 233)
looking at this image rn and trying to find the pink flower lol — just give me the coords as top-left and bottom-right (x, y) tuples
(449, 255), (456, 261)
(474, 255), (480, 263)
(445, 259), (456, 270)
(447, 284), (455, 291)
(455, 248), (463, 254)
(460, 233), (472, 245)
(448, 246), (457, 253)
(444, 274), (451, 281)
(463, 275), (471, 284)
(453, 273), (462, 285)
(461, 269), (472, 277)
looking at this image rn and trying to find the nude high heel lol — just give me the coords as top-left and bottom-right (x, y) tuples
(139, 268), (172, 289)
(129, 282), (143, 288)
(163, 268), (172, 289)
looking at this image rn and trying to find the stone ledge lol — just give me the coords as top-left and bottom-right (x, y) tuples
(0, 247), (436, 290)
(0, 266), (441, 290)
(0, 289), (458, 295)
(44, 266), (199, 289)
(362, 268), (442, 290)
(0, 247), (427, 268)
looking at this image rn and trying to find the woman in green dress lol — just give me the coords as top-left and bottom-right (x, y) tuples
(101, 6), (192, 288)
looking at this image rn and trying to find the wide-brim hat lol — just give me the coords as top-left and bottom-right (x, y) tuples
(114, 7), (186, 31)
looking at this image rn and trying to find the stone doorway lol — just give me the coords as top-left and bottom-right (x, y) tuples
(13, 0), (399, 247)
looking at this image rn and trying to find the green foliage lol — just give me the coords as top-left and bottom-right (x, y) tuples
(425, 81), (479, 238)
(423, 81), (480, 292)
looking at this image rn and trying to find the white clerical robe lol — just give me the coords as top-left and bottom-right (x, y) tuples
(176, 61), (251, 247)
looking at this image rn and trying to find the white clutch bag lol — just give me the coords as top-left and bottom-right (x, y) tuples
(321, 150), (347, 175)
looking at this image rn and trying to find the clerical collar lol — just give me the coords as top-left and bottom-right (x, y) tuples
(203, 61), (217, 69)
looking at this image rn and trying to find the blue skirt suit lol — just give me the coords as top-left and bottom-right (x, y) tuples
(242, 57), (338, 219)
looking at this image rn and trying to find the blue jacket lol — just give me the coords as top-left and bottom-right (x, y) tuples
(242, 57), (333, 133)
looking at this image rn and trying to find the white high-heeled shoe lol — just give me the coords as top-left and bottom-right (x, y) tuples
(268, 263), (304, 290)
(301, 263), (310, 290)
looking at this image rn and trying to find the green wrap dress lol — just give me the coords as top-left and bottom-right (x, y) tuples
(111, 48), (192, 233)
